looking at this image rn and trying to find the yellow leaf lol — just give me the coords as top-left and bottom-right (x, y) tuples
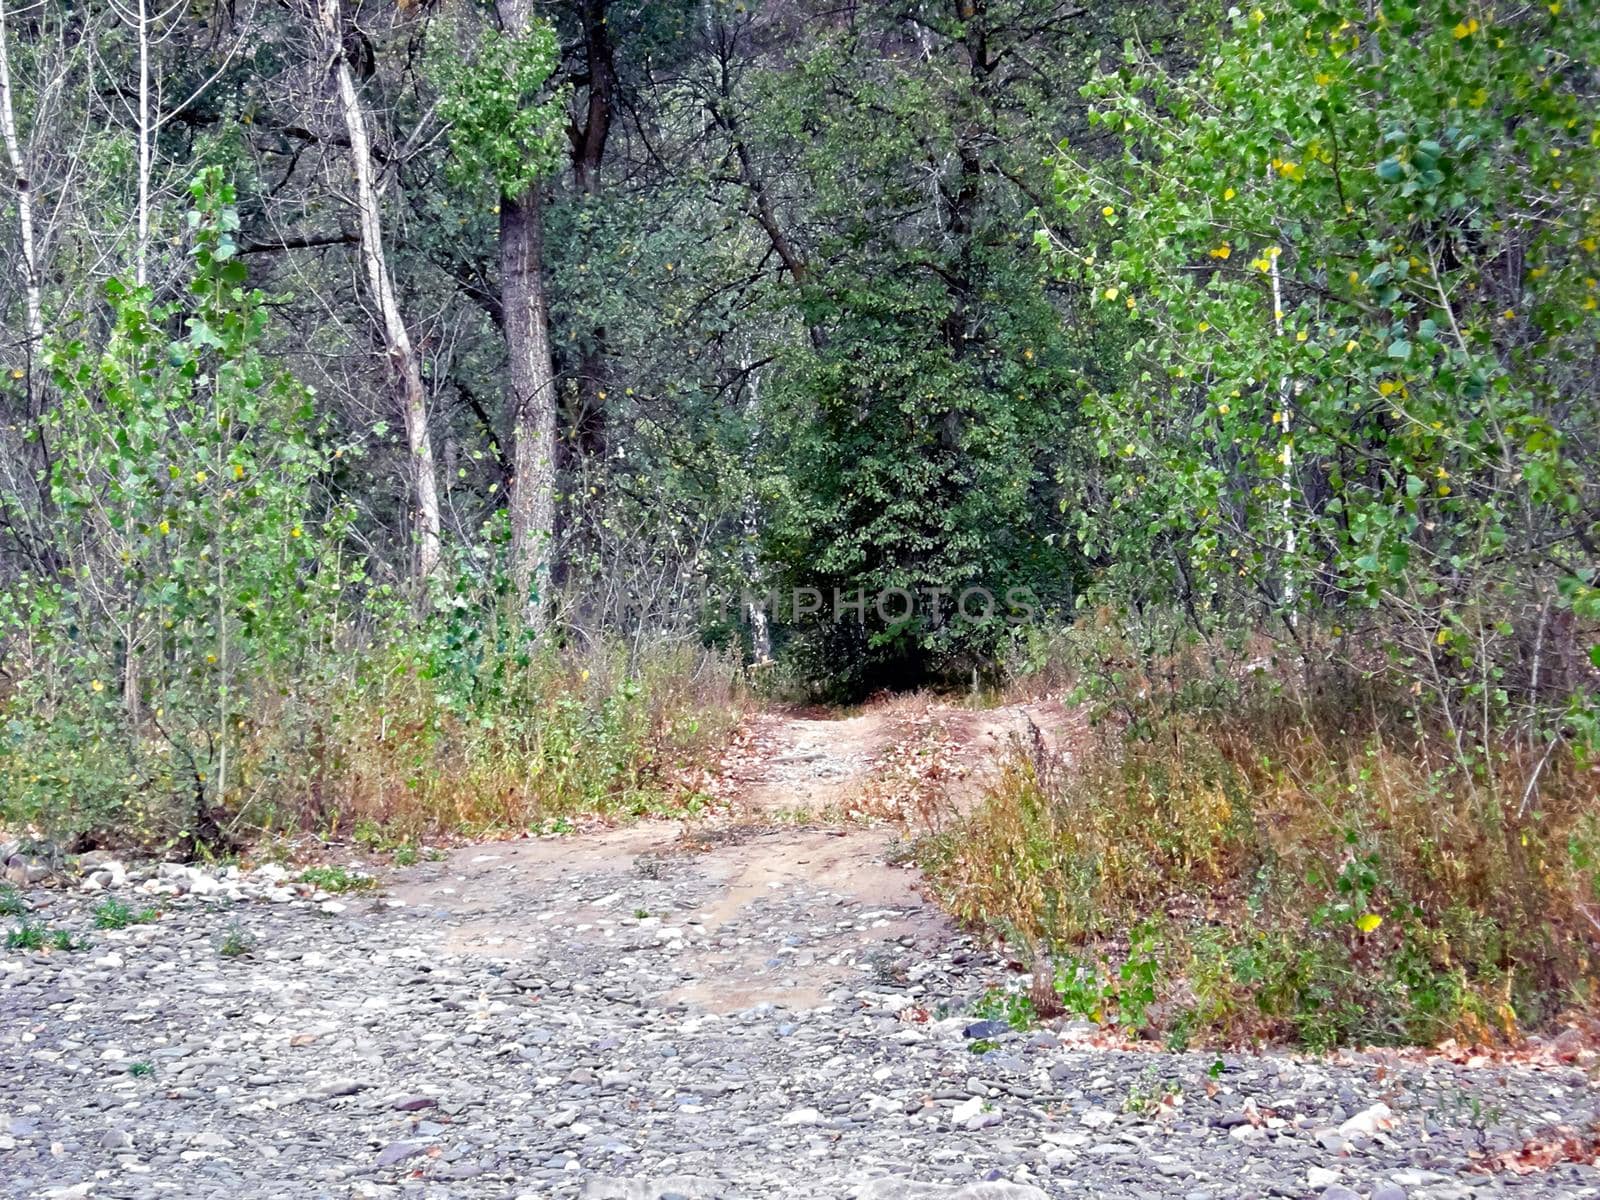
(1356, 912), (1383, 933)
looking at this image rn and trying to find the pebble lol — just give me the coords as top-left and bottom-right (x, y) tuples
(1, 851), (1594, 1199)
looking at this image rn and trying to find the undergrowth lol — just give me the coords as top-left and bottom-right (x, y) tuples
(923, 638), (1599, 1050)
(0, 631), (744, 853)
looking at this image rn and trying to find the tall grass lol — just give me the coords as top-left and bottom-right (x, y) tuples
(0, 628), (744, 853)
(921, 662), (1600, 1049)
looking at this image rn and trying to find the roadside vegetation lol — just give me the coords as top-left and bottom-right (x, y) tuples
(0, 0), (1594, 1054)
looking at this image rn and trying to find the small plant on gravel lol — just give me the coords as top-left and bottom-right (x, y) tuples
(973, 986), (1036, 1031)
(0, 884), (26, 916)
(126, 1061), (154, 1078)
(93, 897), (160, 930)
(298, 866), (375, 894)
(1122, 1068), (1182, 1116)
(218, 924), (255, 958)
(5, 921), (46, 950)
(46, 928), (85, 952)
(424, 848), (447, 863)
(392, 845), (419, 867)
(1052, 953), (1114, 1025)
(866, 945), (910, 987)
(883, 838), (920, 868)
(351, 817), (386, 852)
(967, 1038), (1000, 1055)
(633, 907), (651, 920)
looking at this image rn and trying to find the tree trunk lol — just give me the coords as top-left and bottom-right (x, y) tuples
(0, 0), (44, 415)
(134, 0), (150, 288)
(317, 0), (441, 583)
(500, 189), (558, 628)
(740, 344), (771, 664)
(498, 0), (560, 628)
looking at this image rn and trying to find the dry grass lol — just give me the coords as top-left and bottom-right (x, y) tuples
(228, 642), (747, 842)
(920, 681), (1600, 1048)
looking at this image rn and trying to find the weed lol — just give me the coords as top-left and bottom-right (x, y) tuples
(920, 673), (1598, 1050)
(218, 925), (254, 958)
(392, 845), (419, 867)
(5, 922), (46, 950)
(632, 907), (651, 920)
(126, 1061), (154, 1078)
(1123, 1067), (1182, 1115)
(1051, 954), (1114, 1024)
(93, 897), (160, 930)
(298, 866), (375, 894)
(47, 929), (84, 952)
(968, 1038), (1000, 1054)
(0, 884), (25, 917)
(973, 986), (1037, 1031)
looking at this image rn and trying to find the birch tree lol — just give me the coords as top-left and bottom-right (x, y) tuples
(0, 0), (43, 413)
(314, 0), (441, 582)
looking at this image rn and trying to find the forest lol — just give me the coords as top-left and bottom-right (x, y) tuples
(1, 0), (1598, 1050)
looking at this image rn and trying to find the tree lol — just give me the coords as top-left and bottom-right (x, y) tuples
(315, 0), (442, 584)
(437, 3), (565, 623)
(1046, 0), (1600, 756)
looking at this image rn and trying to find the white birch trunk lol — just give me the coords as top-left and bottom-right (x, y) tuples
(0, 0), (44, 405)
(317, 0), (442, 583)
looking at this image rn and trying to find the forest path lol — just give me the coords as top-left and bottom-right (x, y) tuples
(4, 700), (1595, 1199)
(389, 696), (1082, 1014)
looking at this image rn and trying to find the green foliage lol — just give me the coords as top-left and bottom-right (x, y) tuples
(92, 897), (159, 929)
(0, 886), (25, 917)
(297, 865), (374, 894)
(4, 922), (83, 952)
(1046, 0), (1599, 745)
(0, 169), (353, 849)
(218, 924), (253, 958)
(4, 922), (47, 951)
(433, 18), (566, 198)
(973, 985), (1037, 1031)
